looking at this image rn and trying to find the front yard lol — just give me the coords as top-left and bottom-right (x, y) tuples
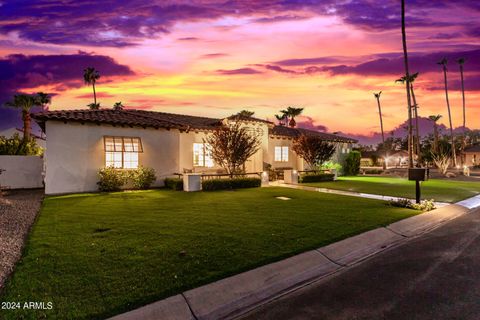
(302, 176), (480, 203)
(2, 187), (417, 319)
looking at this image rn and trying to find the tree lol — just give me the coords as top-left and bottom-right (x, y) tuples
(36, 92), (51, 111)
(373, 91), (387, 169)
(83, 67), (100, 105)
(457, 57), (467, 164)
(88, 102), (101, 110)
(292, 134), (336, 168)
(236, 110), (255, 117)
(113, 102), (124, 110)
(396, 72), (421, 163)
(400, 0), (414, 168)
(437, 58), (456, 167)
(285, 106), (304, 128)
(344, 151), (361, 176)
(5, 94), (40, 141)
(204, 122), (261, 177)
(428, 115), (442, 154)
(275, 114), (287, 126)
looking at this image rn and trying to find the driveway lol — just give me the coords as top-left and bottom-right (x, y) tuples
(241, 208), (480, 320)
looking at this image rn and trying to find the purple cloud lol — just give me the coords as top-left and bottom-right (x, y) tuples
(273, 56), (346, 66)
(215, 68), (262, 75)
(297, 116), (328, 132)
(0, 51), (134, 130)
(200, 53), (229, 59)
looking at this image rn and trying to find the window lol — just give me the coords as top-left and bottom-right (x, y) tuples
(275, 146), (289, 162)
(193, 143), (214, 167)
(104, 136), (143, 169)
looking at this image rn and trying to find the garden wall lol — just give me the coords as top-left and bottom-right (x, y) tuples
(0, 156), (44, 189)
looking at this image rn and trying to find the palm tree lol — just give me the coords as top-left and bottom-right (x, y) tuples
(457, 57), (466, 164)
(236, 110), (255, 117)
(88, 102), (101, 110)
(396, 72), (421, 163)
(275, 114), (287, 126)
(400, 0), (414, 168)
(113, 102), (124, 110)
(5, 94), (40, 140)
(83, 67), (100, 105)
(373, 91), (387, 169)
(285, 106), (304, 127)
(428, 115), (442, 154)
(36, 92), (51, 111)
(438, 58), (456, 167)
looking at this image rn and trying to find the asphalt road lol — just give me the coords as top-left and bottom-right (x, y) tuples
(241, 208), (480, 320)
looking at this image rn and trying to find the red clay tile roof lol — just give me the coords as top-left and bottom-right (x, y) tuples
(269, 125), (357, 143)
(32, 109), (355, 142)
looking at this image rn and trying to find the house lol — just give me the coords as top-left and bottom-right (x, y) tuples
(385, 150), (409, 168)
(32, 109), (356, 194)
(464, 144), (480, 167)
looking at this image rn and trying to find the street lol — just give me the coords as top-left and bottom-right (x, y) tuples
(242, 208), (480, 320)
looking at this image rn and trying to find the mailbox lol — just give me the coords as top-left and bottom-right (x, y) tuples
(408, 168), (427, 181)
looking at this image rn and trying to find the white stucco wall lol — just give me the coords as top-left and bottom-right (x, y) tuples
(44, 121), (179, 194)
(0, 156), (44, 189)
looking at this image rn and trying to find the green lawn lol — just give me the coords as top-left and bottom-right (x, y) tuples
(2, 187), (417, 319)
(302, 176), (480, 203)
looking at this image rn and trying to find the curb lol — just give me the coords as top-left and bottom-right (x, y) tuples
(109, 196), (479, 320)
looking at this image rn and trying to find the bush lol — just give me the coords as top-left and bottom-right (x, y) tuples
(164, 178), (183, 191)
(344, 151), (361, 176)
(300, 173), (335, 183)
(130, 166), (156, 189)
(202, 177), (261, 191)
(387, 198), (436, 211)
(0, 133), (43, 156)
(320, 161), (342, 175)
(363, 169), (384, 175)
(97, 167), (126, 192)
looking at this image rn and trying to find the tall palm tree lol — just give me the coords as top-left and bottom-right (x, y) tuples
(457, 57), (466, 164)
(396, 72), (421, 163)
(428, 115), (442, 154)
(5, 94), (40, 140)
(113, 102), (124, 110)
(83, 67), (100, 105)
(285, 106), (304, 127)
(36, 92), (51, 111)
(400, 0), (414, 168)
(373, 91), (387, 169)
(438, 58), (456, 167)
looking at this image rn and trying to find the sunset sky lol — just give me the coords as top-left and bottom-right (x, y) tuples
(1, 1), (479, 143)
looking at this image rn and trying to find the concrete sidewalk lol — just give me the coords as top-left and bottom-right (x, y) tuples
(110, 195), (480, 320)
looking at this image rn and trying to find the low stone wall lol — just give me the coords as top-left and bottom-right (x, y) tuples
(0, 156), (44, 189)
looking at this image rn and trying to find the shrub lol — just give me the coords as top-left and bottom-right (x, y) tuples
(97, 167), (126, 192)
(344, 151), (361, 176)
(164, 178), (184, 191)
(130, 166), (156, 189)
(300, 173), (335, 183)
(202, 177), (261, 191)
(320, 161), (342, 175)
(363, 169), (384, 175)
(387, 198), (436, 211)
(0, 133), (43, 156)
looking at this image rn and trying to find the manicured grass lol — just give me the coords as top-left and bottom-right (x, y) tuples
(2, 187), (417, 319)
(302, 176), (480, 203)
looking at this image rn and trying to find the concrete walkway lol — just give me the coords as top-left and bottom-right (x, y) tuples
(271, 181), (450, 208)
(110, 194), (480, 320)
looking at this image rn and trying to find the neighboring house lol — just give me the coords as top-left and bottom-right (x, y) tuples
(0, 127), (46, 149)
(32, 109), (356, 194)
(464, 144), (480, 167)
(360, 150), (384, 167)
(385, 150), (409, 168)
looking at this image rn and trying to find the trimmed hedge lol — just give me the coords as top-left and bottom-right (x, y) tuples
(202, 177), (261, 191)
(164, 178), (184, 191)
(300, 173), (335, 183)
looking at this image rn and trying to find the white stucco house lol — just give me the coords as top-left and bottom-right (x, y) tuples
(32, 109), (356, 194)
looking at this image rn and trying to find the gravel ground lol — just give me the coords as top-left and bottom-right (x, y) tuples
(0, 189), (44, 290)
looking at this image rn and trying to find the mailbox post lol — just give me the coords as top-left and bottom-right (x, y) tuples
(408, 168), (427, 203)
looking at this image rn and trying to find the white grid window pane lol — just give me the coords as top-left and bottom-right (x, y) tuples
(275, 146), (282, 161)
(193, 143), (203, 166)
(105, 137), (115, 151)
(106, 152), (123, 168)
(204, 143), (214, 167)
(282, 147), (289, 162)
(123, 152), (138, 169)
